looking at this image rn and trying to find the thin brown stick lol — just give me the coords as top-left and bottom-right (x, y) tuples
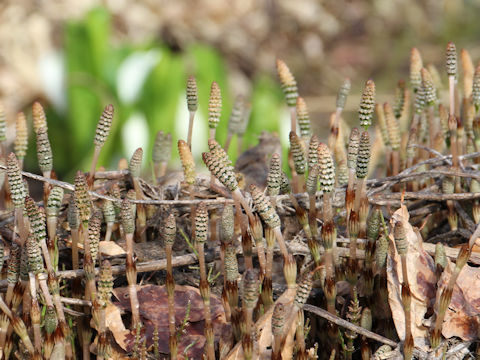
(303, 304), (397, 347)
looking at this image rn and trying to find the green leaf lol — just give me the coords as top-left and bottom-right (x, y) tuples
(139, 47), (185, 163)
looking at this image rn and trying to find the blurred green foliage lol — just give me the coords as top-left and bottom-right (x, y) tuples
(26, 7), (285, 180)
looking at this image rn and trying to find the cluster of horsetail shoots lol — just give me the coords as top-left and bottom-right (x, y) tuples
(0, 41), (478, 359)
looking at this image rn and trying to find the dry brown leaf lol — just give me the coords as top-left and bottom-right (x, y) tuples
(387, 204), (436, 344)
(281, 310), (298, 359)
(105, 303), (129, 351)
(63, 239), (126, 256)
(91, 332), (130, 360)
(99, 241), (127, 256)
(111, 284), (228, 358)
(436, 262), (480, 340)
(225, 287), (297, 359)
(388, 205), (480, 344)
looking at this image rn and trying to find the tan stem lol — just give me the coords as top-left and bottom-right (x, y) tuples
(89, 146), (102, 185)
(166, 246), (176, 337)
(449, 76), (455, 117)
(291, 169), (299, 194)
(266, 246), (274, 282)
(256, 242), (266, 276)
(153, 162), (160, 180)
(28, 275), (41, 353)
(125, 233), (140, 327)
(232, 189), (253, 269)
(71, 228), (80, 270)
(188, 184), (196, 244)
(346, 169), (356, 222)
(196, 244), (215, 360)
(237, 136), (244, 157)
(392, 150), (400, 177)
(82, 336), (90, 360)
(53, 293), (73, 359)
(232, 188), (255, 225)
(385, 148), (392, 176)
(43, 170), (51, 207)
(289, 106), (297, 134)
(32, 324), (41, 354)
(295, 309), (306, 354)
(39, 237), (54, 274)
(297, 174), (305, 192)
(104, 222), (113, 242)
(309, 195), (318, 237)
(187, 111), (195, 149)
(353, 179), (365, 214)
(127, 257), (140, 328)
(159, 161), (168, 178)
(427, 105), (436, 151)
(273, 227), (288, 259)
(244, 307), (253, 336)
(15, 207), (29, 246)
(132, 177), (147, 243)
(5, 284), (14, 306)
(47, 217), (58, 249)
(323, 192), (334, 224)
(224, 133), (233, 152)
(38, 276), (54, 308)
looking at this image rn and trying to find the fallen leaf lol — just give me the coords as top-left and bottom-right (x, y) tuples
(111, 284), (228, 358)
(225, 287), (297, 359)
(388, 208), (480, 343)
(281, 310), (297, 360)
(437, 262), (480, 340)
(99, 241), (126, 256)
(387, 204), (436, 345)
(63, 239), (126, 257)
(105, 303), (129, 351)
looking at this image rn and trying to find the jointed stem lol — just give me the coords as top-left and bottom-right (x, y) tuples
(89, 146), (101, 186)
(224, 133), (233, 152)
(449, 76), (455, 117)
(125, 233), (141, 328)
(289, 106), (297, 134)
(187, 111), (195, 150)
(132, 177), (147, 243)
